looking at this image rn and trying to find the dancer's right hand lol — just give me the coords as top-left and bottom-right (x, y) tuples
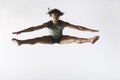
(12, 31), (21, 35)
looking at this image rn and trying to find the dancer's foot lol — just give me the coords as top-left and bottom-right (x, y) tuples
(12, 38), (21, 46)
(90, 36), (99, 44)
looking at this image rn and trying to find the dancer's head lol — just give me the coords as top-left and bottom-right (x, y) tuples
(48, 9), (64, 23)
(48, 8), (64, 17)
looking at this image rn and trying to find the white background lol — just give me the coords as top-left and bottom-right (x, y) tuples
(0, 0), (120, 80)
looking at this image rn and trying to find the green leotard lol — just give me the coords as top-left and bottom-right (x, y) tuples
(47, 20), (67, 39)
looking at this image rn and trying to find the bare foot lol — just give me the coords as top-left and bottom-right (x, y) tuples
(90, 36), (99, 44)
(12, 38), (21, 46)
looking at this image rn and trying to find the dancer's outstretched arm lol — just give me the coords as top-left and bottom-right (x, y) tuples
(12, 22), (48, 35)
(65, 22), (99, 32)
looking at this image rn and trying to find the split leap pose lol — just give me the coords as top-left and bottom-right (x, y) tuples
(12, 9), (99, 46)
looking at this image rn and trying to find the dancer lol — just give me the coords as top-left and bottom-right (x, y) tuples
(12, 8), (99, 46)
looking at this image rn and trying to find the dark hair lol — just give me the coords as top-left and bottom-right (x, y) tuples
(48, 8), (64, 16)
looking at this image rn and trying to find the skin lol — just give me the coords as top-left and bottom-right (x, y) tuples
(12, 13), (99, 46)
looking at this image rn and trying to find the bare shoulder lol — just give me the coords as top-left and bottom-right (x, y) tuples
(59, 20), (71, 26)
(43, 20), (51, 25)
(35, 21), (51, 29)
(40, 20), (51, 27)
(63, 21), (75, 27)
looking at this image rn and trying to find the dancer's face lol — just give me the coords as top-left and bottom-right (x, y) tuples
(51, 13), (60, 23)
